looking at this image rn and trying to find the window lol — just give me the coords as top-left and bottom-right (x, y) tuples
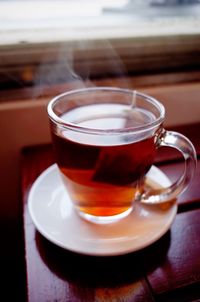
(1, 0), (200, 93)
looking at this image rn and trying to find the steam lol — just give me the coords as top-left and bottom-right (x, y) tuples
(33, 38), (132, 98)
(33, 45), (86, 98)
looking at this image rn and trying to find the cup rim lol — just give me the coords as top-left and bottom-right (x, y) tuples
(47, 87), (165, 135)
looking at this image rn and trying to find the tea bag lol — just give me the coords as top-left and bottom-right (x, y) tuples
(92, 90), (151, 186)
(92, 109), (141, 185)
(92, 147), (139, 185)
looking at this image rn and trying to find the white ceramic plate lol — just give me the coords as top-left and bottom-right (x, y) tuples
(28, 164), (177, 256)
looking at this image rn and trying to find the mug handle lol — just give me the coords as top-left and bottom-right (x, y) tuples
(140, 129), (197, 204)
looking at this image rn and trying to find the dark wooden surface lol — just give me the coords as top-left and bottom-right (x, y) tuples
(22, 123), (200, 302)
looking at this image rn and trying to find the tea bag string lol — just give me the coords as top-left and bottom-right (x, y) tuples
(131, 90), (137, 109)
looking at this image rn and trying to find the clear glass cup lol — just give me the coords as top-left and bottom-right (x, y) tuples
(47, 87), (197, 223)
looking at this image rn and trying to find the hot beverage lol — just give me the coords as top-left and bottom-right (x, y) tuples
(48, 87), (196, 223)
(51, 104), (157, 217)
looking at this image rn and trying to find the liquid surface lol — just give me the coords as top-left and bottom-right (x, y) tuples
(61, 103), (155, 130)
(58, 104), (156, 146)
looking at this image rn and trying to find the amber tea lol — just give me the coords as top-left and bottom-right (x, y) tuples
(48, 87), (196, 224)
(51, 104), (157, 218)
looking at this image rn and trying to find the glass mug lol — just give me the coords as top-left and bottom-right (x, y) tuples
(47, 87), (197, 223)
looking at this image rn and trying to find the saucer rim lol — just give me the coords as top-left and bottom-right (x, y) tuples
(28, 164), (177, 256)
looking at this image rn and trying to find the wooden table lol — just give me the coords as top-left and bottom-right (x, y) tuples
(22, 123), (200, 302)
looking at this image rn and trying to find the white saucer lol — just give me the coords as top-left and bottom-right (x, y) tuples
(28, 164), (177, 256)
